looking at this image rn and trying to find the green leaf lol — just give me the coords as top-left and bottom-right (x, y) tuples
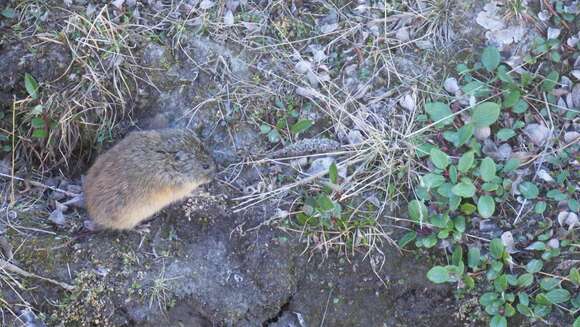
(546, 189), (567, 201)
(518, 292), (529, 305)
(455, 124), (473, 147)
(290, 119), (313, 134)
(449, 195), (461, 211)
(422, 173), (445, 188)
(504, 304), (516, 318)
(518, 182), (539, 199)
(453, 216), (466, 233)
(479, 157), (497, 182)
(533, 304), (552, 317)
(425, 102), (453, 126)
(408, 200), (428, 222)
(31, 117), (46, 128)
(449, 165), (458, 184)
(497, 65), (515, 84)
(463, 275), (475, 289)
(526, 259), (543, 273)
(517, 273), (534, 287)
(517, 304), (533, 317)
(534, 201), (547, 214)
(494, 274), (508, 292)
(542, 71), (559, 92)
(259, 124), (271, 134)
(490, 315), (506, 327)
(24, 73), (40, 99)
(479, 292), (498, 306)
(526, 241), (545, 251)
(512, 99), (529, 113)
(503, 90), (520, 108)
(1, 7), (17, 18)
(427, 266), (450, 284)
(31, 104), (44, 115)
(496, 128), (516, 141)
(574, 316), (579, 327)
(458, 151), (475, 173)
(430, 214), (449, 228)
(437, 183), (453, 197)
(32, 129), (48, 138)
(471, 102), (500, 128)
(461, 203), (477, 215)
(463, 80), (491, 97)
(267, 129), (280, 143)
(502, 158), (520, 173)
(452, 180), (476, 198)
(490, 239), (504, 259)
(328, 163), (338, 184)
(430, 148), (449, 169)
(478, 195), (495, 218)
(545, 289), (570, 304)
(539, 278), (560, 291)
(468, 247), (481, 269)
(569, 267), (580, 285)
(482, 182), (499, 192)
(481, 46), (501, 72)
(316, 194), (335, 212)
(452, 246), (463, 266)
(398, 231), (416, 248)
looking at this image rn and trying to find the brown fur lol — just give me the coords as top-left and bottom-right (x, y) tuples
(83, 129), (215, 230)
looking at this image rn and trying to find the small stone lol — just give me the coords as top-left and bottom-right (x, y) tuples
(571, 84), (580, 108)
(111, 0), (125, 9)
(557, 211), (578, 229)
(474, 126), (491, 140)
(537, 169), (554, 182)
(547, 27), (561, 39)
(523, 123), (551, 146)
(443, 77), (460, 94)
(547, 238), (559, 249)
(307, 157), (335, 176)
(49, 209), (66, 225)
(224, 10), (234, 26)
(294, 60), (312, 74)
(395, 27), (410, 42)
(538, 10), (551, 21)
(564, 131), (580, 144)
(346, 130), (364, 145)
(398, 93), (415, 111)
(199, 0), (215, 9)
(501, 231), (516, 253)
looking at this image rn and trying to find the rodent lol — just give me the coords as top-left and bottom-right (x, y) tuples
(83, 128), (216, 230)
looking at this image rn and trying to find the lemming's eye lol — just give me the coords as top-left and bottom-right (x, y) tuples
(202, 163), (211, 170)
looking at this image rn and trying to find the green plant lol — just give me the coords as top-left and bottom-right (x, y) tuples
(259, 98), (313, 143)
(406, 41), (579, 326)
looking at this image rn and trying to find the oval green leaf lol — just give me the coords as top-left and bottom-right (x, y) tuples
(452, 180), (476, 198)
(518, 181), (539, 199)
(430, 147), (449, 170)
(477, 195), (495, 218)
(425, 102), (453, 126)
(471, 102), (500, 128)
(481, 46), (501, 72)
(479, 157), (497, 182)
(427, 266), (450, 284)
(408, 200), (428, 222)
(457, 151), (475, 173)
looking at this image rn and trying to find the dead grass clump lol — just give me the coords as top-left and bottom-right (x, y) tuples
(14, 5), (150, 172)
